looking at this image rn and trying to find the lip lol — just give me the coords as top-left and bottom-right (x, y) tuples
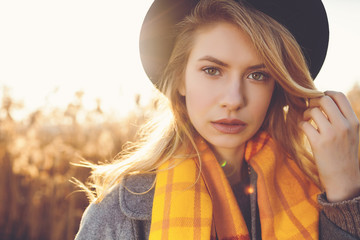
(211, 118), (247, 134)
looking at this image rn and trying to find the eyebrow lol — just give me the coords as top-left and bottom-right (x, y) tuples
(198, 55), (266, 70)
(248, 64), (266, 70)
(198, 56), (229, 67)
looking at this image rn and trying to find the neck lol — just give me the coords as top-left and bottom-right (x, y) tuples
(211, 145), (245, 186)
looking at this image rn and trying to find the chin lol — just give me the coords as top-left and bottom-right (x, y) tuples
(207, 135), (248, 149)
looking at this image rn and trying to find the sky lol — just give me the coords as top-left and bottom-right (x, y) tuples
(0, 0), (359, 120)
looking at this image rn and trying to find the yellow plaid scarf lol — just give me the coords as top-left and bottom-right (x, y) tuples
(149, 132), (320, 239)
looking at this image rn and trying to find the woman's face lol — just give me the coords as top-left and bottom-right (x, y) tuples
(180, 22), (275, 154)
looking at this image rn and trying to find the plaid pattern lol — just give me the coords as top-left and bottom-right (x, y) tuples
(149, 132), (320, 240)
(245, 132), (320, 239)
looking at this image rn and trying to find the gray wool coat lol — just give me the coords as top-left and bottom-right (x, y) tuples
(75, 172), (360, 240)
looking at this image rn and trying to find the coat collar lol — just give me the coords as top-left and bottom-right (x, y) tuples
(119, 173), (156, 220)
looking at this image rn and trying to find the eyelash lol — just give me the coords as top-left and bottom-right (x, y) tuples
(202, 67), (270, 81)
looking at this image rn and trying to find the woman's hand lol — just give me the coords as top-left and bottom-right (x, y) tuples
(299, 91), (360, 202)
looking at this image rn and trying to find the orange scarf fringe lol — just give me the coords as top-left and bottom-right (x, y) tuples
(149, 132), (320, 240)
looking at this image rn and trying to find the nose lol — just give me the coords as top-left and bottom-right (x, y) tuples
(220, 78), (245, 112)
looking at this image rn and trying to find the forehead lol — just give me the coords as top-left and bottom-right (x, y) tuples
(189, 22), (262, 64)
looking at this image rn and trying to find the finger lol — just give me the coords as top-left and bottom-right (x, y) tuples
(299, 120), (319, 144)
(325, 91), (358, 123)
(308, 95), (346, 126)
(303, 107), (332, 133)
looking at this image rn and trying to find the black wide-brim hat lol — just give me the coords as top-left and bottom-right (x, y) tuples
(139, 0), (329, 87)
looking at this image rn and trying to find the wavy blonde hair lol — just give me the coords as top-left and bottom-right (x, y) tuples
(81, 0), (324, 202)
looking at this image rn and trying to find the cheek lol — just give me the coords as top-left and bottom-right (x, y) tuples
(249, 85), (274, 119)
(185, 82), (211, 115)
(184, 73), (216, 113)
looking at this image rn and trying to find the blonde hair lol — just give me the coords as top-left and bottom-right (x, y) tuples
(81, 0), (323, 202)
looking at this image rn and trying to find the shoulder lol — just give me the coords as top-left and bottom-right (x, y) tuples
(75, 184), (124, 240)
(75, 173), (155, 240)
(119, 173), (156, 220)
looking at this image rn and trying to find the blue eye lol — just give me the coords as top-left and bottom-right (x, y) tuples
(203, 67), (221, 76)
(248, 72), (269, 81)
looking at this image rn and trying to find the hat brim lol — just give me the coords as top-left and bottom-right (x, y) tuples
(139, 0), (329, 86)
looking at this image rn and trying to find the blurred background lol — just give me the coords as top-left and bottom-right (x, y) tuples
(0, 0), (359, 239)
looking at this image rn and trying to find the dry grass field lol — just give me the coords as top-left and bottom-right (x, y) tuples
(0, 85), (359, 240)
(0, 90), (157, 240)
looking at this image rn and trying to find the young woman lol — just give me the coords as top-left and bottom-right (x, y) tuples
(75, 0), (360, 239)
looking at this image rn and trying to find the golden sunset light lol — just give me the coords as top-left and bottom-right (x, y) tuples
(0, 1), (359, 239)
